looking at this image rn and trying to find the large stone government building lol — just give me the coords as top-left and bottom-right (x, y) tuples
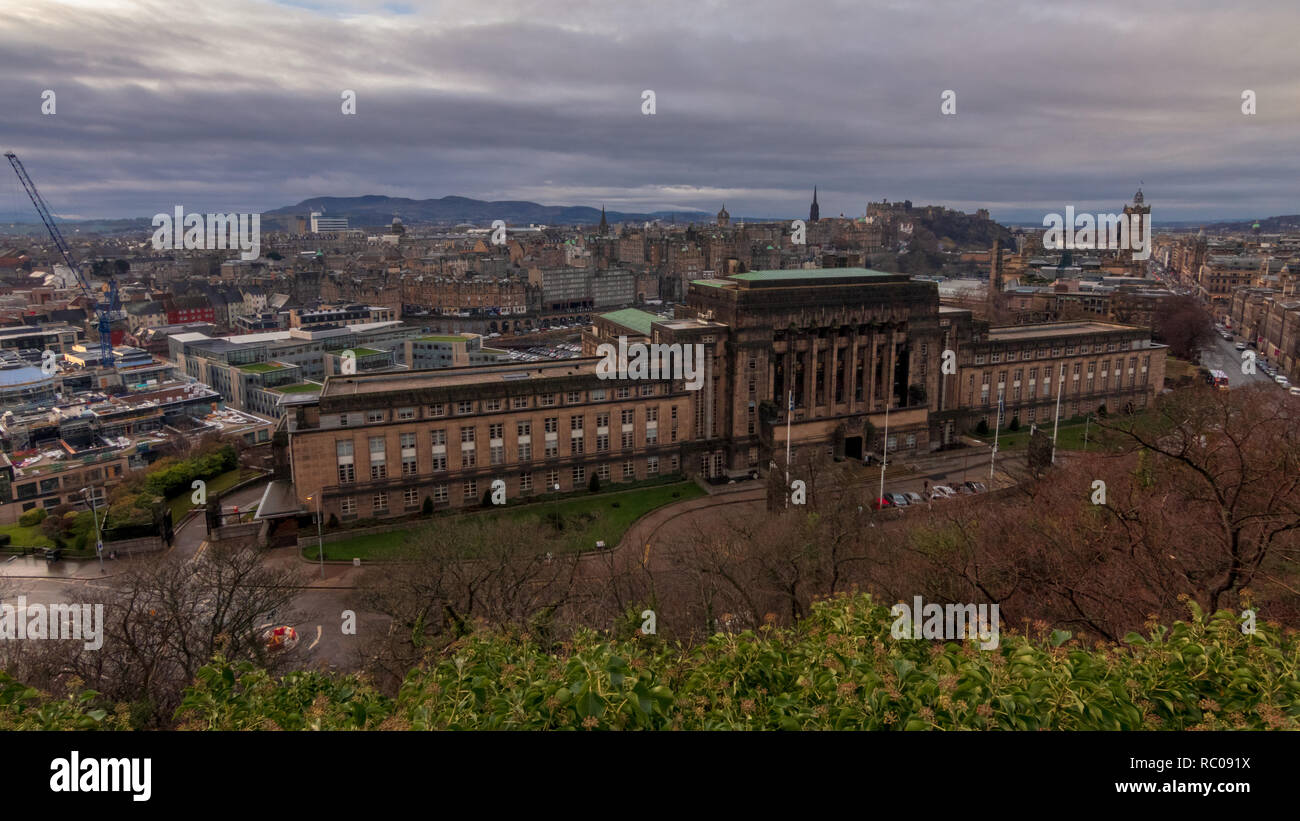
(273, 269), (1166, 523)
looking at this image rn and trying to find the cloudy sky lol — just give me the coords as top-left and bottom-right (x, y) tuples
(1, 0), (1297, 224)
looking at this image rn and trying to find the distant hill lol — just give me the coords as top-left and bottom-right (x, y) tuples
(0, 217), (152, 237)
(1200, 215), (1300, 233)
(261, 195), (708, 229)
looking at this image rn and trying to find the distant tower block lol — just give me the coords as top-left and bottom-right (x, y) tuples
(809, 187), (820, 223)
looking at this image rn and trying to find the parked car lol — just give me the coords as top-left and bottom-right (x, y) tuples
(1290, 386), (1300, 396)
(886, 492), (910, 507)
(904, 491), (925, 505)
(956, 483), (975, 495)
(1276, 375), (1290, 387)
(43, 547), (62, 562)
(870, 496), (894, 510)
(964, 481), (987, 493)
(930, 485), (957, 499)
(1235, 342), (1247, 351)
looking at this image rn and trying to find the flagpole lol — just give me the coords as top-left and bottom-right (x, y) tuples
(1050, 362), (1065, 465)
(990, 389), (1002, 484)
(785, 389), (792, 509)
(879, 400), (890, 503)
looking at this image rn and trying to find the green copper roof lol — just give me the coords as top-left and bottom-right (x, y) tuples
(692, 278), (733, 288)
(599, 308), (659, 335)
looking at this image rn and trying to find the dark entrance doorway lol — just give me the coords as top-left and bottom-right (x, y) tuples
(844, 435), (863, 461)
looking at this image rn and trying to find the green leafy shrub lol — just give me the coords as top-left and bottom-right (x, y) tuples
(18, 508), (46, 527)
(172, 593), (1300, 731)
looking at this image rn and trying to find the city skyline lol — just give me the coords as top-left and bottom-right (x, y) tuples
(2, 0), (1298, 222)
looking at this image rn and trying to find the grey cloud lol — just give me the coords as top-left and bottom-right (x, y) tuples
(0, 0), (1296, 222)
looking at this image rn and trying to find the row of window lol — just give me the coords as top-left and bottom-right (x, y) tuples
(969, 357), (1151, 405)
(973, 339), (1134, 365)
(979, 392), (1148, 427)
(336, 415), (679, 482)
(335, 457), (677, 516)
(336, 386), (664, 427)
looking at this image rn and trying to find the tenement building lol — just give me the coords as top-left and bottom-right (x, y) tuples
(277, 269), (1167, 521)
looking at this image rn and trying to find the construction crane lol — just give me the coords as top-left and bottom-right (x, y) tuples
(5, 150), (120, 367)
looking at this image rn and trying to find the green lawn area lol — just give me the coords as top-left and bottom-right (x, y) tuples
(418, 335), (466, 343)
(168, 467), (265, 522)
(0, 522), (54, 549)
(975, 415), (1135, 453)
(310, 480), (707, 561)
(270, 382), (322, 394)
(350, 347), (383, 357)
(237, 362), (287, 373)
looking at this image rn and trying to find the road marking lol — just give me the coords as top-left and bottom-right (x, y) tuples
(309, 625), (322, 650)
(192, 541), (209, 562)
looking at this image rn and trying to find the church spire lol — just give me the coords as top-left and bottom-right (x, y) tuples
(599, 204), (608, 235)
(809, 186), (820, 223)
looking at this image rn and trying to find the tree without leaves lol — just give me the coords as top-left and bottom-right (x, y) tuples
(1154, 294), (1215, 361)
(2, 544), (300, 728)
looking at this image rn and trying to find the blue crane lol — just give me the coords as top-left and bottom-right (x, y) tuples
(5, 150), (121, 367)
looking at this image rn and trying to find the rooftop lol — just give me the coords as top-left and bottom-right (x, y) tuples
(237, 362), (289, 374)
(417, 334), (469, 343)
(268, 382), (322, 394)
(726, 268), (905, 287)
(322, 359), (602, 397)
(986, 321), (1141, 341)
(599, 308), (660, 336)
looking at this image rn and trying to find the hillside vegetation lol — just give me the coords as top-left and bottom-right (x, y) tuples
(3, 593), (1295, 730)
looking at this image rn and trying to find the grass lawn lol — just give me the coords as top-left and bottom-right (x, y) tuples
(237, 362), (287, 373)
(0, 522), (54, 549)
(271, 382), (322, 394)
(311, 481), (707, 561)
(168, 467), (265, 522)
(975, 416), (1135, 453)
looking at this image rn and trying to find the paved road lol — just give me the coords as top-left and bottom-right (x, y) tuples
(0, 450), (1039, 673)
(1199, 333), (1277, 388)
